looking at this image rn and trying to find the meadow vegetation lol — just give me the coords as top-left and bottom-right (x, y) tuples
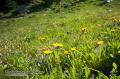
(0, 0), (120, 79)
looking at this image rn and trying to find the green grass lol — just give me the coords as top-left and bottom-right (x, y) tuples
(0, 0), (120, 79)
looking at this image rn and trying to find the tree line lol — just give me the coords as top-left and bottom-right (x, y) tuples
(0, 0), (58, 13)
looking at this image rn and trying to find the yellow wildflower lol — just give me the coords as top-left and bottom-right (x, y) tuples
(52, 43), (63, 48)
(97, 40), (104, 45)
(43, 50), (53, 55)
(64, 51), (69, 56)
(81, 28), (87, 33)
(70, 47), (76, 51)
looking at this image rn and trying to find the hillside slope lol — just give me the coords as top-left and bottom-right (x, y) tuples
(0, 0), (120, 79)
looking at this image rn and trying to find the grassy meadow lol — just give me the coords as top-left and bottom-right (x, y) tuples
(0, 0), (120, 79)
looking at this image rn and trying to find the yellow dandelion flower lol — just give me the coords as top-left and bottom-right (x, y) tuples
(70, 47), (76, 51)
(64, 51), (69, 56)
(81, 28), (87, 33)
(43, 50), (53, 55)
(97, 40), (104, 45)
(52, 43), (63, 48)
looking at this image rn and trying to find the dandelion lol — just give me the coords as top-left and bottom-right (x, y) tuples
(64, 51), (69, 56)
(52, 42), (63, 48)
(70, 47), (76, 51)
(97, 40), (104, 45)
(81, 28), (87, 33)
(43, 50), (53, 55)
